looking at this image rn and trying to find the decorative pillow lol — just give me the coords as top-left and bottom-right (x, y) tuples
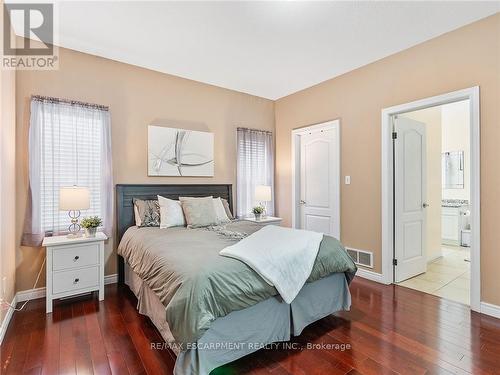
(179, 196), (218, 228)
(133, 198), (160, 227)
(213, 197), (230, 224)
(158, 195), (185, 228)
(221, 198), (234, 220)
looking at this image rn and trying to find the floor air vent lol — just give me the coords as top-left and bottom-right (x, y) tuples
(346, 247), (373, 268)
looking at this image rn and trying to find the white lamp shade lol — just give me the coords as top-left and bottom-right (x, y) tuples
(255, 185), (272, 202)
(59, 186), (90, 210)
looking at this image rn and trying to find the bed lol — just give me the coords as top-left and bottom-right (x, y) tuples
(116, 184), (356, 375)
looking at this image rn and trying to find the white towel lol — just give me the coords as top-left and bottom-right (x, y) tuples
(219, 225), (323, 303)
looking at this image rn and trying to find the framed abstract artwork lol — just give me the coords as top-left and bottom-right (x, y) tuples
(148, 126), (214, 176)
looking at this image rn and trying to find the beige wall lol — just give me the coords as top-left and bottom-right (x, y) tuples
(401, 107), (442, 262)
(275, 14), (500, 305)
(442, 100), (470, 201)
(0, 11), (17, 326)
(15, 42), (275, 292)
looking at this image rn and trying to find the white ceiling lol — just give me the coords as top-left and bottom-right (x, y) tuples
(11, 1), (500, 99)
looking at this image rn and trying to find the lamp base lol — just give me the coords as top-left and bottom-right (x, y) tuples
(67, 210), (82, 238)
(260, 202), (267, 219)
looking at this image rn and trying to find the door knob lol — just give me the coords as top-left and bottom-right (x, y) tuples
(299, 200), (306, 205)
(423, 203), (429, 208)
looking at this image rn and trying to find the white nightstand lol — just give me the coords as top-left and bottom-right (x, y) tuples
(42, 232), (107, 313)
(243, 216), (283, 226)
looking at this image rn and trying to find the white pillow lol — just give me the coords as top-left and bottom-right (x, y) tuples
(157, 195), (186, 228)
(213, 197), (230, 224)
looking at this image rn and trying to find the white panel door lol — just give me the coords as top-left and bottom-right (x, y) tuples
(299, 128), (339, 238)
(394, 117), (427, 282)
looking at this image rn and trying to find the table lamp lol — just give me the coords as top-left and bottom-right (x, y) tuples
(59, 186), (90, 238)
(255, 185), (272, 218)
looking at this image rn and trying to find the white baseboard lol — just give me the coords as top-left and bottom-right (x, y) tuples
(0, 294), (17, 345)
(104, 273), (118, 285)
(17, 273), (118, 303)
(355, 268), (386, 284)
(481, 302), (500, 319)
(427, 252), (443, 264)
(16, 286), (46, 302)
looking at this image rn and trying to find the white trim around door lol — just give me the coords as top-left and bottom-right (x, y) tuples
(381, 86), (481, 312)
(291, 119), (341, 240)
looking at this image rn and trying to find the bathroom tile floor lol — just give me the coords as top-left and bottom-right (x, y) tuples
(397, 245), (470, 305)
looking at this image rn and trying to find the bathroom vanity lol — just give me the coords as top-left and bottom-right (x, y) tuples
(441, 200), (469, 246)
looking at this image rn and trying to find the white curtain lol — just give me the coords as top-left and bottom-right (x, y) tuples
(236, 127), (274, 218)
(22, 96), (113, 246)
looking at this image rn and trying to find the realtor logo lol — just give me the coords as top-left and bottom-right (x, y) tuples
(2, 3), (58, 69)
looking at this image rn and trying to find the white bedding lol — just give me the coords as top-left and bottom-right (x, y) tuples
(219, 225), (323, 303)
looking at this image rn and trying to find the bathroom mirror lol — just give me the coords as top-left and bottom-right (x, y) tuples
(442, 151), (464, 189)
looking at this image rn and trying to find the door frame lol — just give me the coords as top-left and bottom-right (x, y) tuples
(381, 86), (480, 312)
(291, 119), (340, 240)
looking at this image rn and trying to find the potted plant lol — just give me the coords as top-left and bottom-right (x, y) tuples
(252, 206), (265, 221)
(81, 216), (102, 238)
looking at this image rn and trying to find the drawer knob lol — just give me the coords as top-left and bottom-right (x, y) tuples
(74, 256), (80, 261)
(74, 278), (80, 284)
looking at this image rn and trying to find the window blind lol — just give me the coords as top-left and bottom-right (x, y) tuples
(40, 110), (103, 232)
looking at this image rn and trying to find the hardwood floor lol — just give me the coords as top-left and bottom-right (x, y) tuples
(2, 277), (500, 375)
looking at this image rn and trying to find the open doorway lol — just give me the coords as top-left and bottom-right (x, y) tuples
(395, 100), (471, 305)
(381, 87), (480, 312)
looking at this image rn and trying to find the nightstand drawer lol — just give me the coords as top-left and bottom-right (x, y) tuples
(52, 266), (99, 294)
(52, 243), (99, 271)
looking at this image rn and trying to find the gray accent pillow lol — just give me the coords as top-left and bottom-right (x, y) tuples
(179, 196), (218, 228)
(133, 198), (160, 227)
(221, 198), (234, 220)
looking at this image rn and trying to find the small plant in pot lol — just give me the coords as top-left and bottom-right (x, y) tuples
(252, 206), (265, 221)
(81, 216), (102, 238)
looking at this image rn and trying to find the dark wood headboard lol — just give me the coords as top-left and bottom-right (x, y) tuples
(115, 184), (233, 283)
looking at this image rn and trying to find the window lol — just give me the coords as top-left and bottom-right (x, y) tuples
(236, 127), (274, 218)
(22, 96), (112, 245)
